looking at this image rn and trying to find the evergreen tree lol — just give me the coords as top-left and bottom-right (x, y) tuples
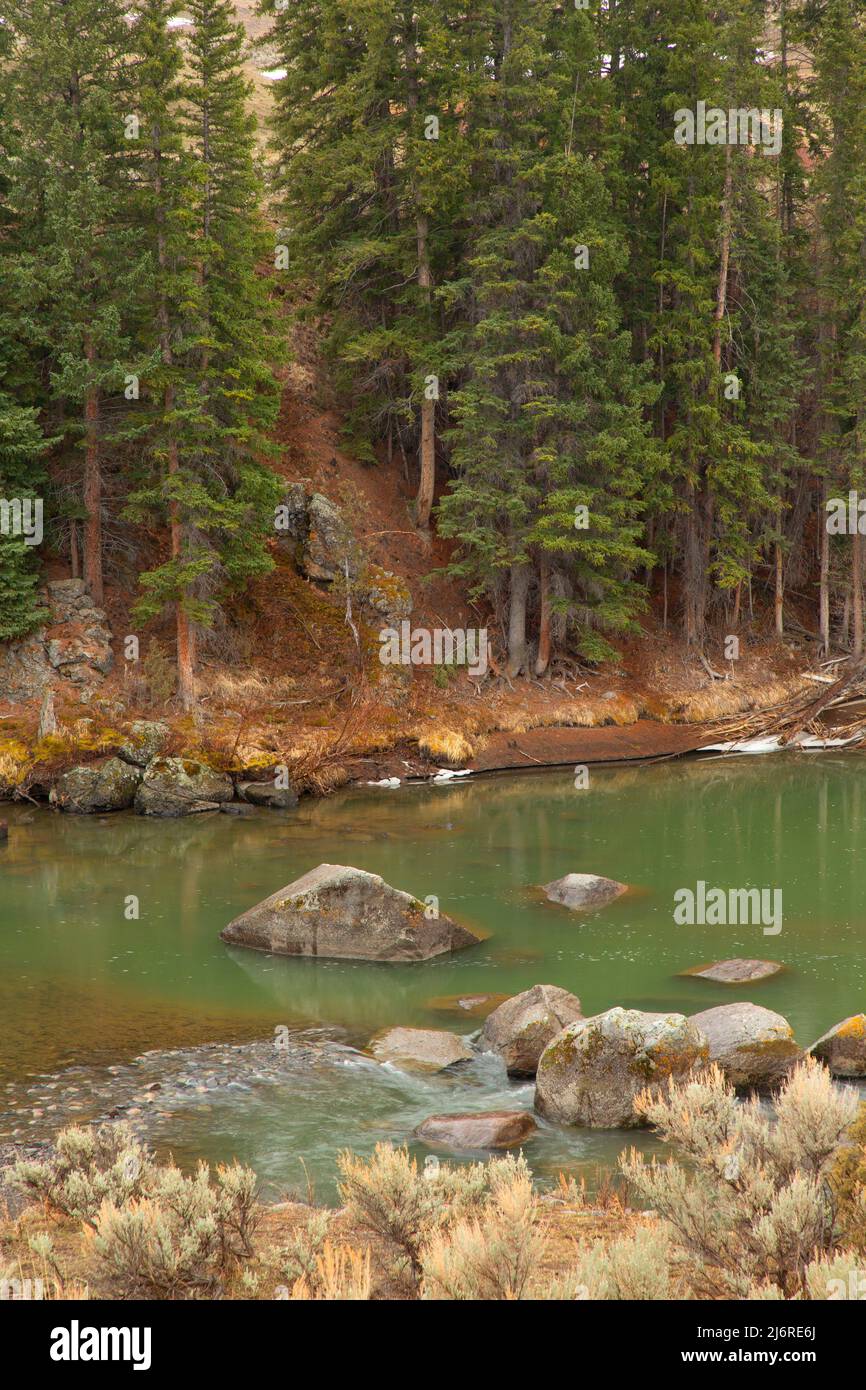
(127, 0), (282, 706)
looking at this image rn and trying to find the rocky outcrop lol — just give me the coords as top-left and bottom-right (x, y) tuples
(134, 757), (234, 817)
(237, 780), (298, 810)
(689, 1003), (801, 1090)
(683, 958), (783, 984)
(0, 578), (113, 702)
(542, 873), (628, 910)
(414, 1111), (537, 1150)
(369, 1027), (474, 1072)
(118, 721), (170, 768)
(274, 485), (411, 625)
(809, 1015), (866, 1077)
(220, 863), (482, 961)
(535, 1007), (709, 1128)
(480, 984), (584, 1077)
(53, 758), (141, 813)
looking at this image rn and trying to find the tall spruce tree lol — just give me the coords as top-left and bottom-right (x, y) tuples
(126, 0), (282, 706)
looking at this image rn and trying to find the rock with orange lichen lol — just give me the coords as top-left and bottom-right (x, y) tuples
(809, 1014), (866, 1077)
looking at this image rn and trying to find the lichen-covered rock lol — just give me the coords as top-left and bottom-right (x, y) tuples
(481, 984), (584, 1077)
(542, 873), (628, 910)
(415, 1111), (537, 1150)
(683, 958), (783, 984)
(220, 863), (482, 962)
(809, 1015), (866, 1077)
(118, 721), (170, 767)
(303, 493), (360, 582)
(358, 566), (412, 626)
(237, 780), (298, 810)
(689, 1002), (801, 1090)
(134, 757), (234, 817)
(369, 1027), (474, 1072)
(0, 578), (113, 702)
(53, 757), (141, 813)
(535, 1007), (709, 1128)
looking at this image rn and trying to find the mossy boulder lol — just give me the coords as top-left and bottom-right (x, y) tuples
(481, 984), (584, 1077)
(689, 1002), (801, 1091)
(53, 757), (141, 813)
(542, 873), (628, 911)
(118, 721), (170, 768)
(809, 1014), (866, 1077)
(220, 863), (482, 962)
(368, 1027), (474, 1072)
(535, 1007), (709, 1128)
(134, 757), (234, 817)
(414, 1111), (536, 1150)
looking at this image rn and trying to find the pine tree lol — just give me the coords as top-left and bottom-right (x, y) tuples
(437, 0), (657, 673)
(3, 0), (147, 605)
(126, 0), (282, 707)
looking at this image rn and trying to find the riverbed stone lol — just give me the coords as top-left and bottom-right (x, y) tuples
(808, 1015), (866, 1077)
(53, 757), (141, 813)
(480, 984), (584, 1077)
(534, 1007), (709, 1128)
(220, 863), (482, 961)
(134, 757), (234, 817)
(683, 958), (783, 984)
(542, 873), (628, 910)
(368, 1027), (474, 1072)
(118, 721), (170, 767)
(237, 780), (298, 810)
(415, 1111), (537, 1150)
(689, 1002), (801, 1090)
(426, 993), (510, 1020)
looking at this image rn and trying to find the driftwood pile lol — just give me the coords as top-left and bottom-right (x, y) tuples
(709, 656), (866, 746)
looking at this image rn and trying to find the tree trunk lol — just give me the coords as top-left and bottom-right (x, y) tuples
(506, 562), (531, 678)
(854, 530), (863, 658)
(774, 540), (784, 636)
(401, 22), (436, 530)
(819, 478), (830, 655)
(83, 335), (103, 603)
(713, 145), (733, 369)
(534, 555), (552, 676)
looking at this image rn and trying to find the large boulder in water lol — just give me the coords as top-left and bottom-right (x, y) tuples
(369, 1027), (474, 1072)
(535, 1007), (709, 1129)
(220, 863), (482, 962)
(809, 1015), (866, 1077)
(542, 873), (628, 910)
(689, 1002), (801, 1090)
(683, 958), (783, 985)
(480, 984), (584, 1077)
(53, 757), (141, 813)
(415, 1111), (537, 1150)
(135, 757), (234, 817)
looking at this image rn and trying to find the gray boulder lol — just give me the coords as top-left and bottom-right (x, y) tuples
(689, 1002), (801, 1090)
(134, 757), (234, 817)
(535, 1007), (709, 1128)
(415, 1111), (537, 1150)
(369, 1027), (474, 1072)
(220, 863), (482, 962)
(809, 1015), (866, 1077)
(118, 721), (170, 767)
(53, 757), (141, 813)
(684, 958), (783, 984)
(481, 984), (584, 1077)
(542, 873), (628, 910)
(237, 780), (298, 810)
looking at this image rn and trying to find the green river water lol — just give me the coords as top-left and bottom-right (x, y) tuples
(1, 753), (865, 1200)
